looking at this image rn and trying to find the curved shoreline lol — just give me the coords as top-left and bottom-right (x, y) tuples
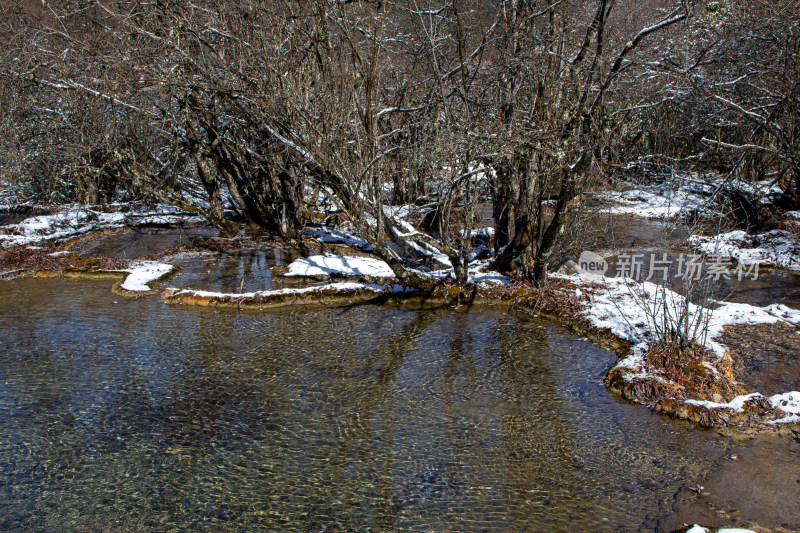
(2, 243), (798, 433)
(157, 274), (800, 433)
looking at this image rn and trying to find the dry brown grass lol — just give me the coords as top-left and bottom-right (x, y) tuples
(0, 246), (129, 277)
(644, 342), (746, 402)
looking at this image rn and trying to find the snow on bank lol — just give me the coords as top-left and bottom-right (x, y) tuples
(598, 188), (709, 218)
(465, 227), (495, 238)
(690, 229), (800, 271)
(0, 205), (193, 248)
(165, 282), (413, 300)
(556, 271), (800, 422)
(685, 393), (763, 413)
(119, 261), (175, 292)
(303, 226), (372, 251)
(685, 391), (800, 424)
(285, 254), (511, 288)
(687, 526), (756, 533)
(286, 254), (395, 278)
(427, 261), (511, 287)
(727, 178), (784, 204)
(768, 391), (800, 424)
(0, 209), (126, 247)
(566, 272), (800, 360)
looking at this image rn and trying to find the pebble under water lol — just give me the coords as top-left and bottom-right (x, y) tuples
(0, 278), (732, 531)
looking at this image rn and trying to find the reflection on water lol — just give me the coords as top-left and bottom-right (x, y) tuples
(582, 214), (800, 309)
(0, 279), (728, 531)
(167, 248), (311, 294)
(70, 226), (219, 259)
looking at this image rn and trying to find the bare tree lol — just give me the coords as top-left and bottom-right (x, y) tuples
(2, 0), (698, 291)
(484, 0), (691, 284)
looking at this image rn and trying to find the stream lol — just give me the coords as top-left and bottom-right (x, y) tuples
(1, 224), (799, 531)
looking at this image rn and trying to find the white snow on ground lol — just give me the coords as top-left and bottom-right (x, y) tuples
(0, 209), (126, 247)
(285, 254), (511, 288)
(685, 393), (763, 412)
(467, 269), (509, 286)
(130, 214), (188, 225)
(464, 226), (495, 238)
(119, 261), (175, 292)
(560, 272), (800, 360)
(391, 217), (422, 238)
(286, 254), (395, 278)
(428, 262), (511, 287)
(768, 391), (800, 424)
(0, 184), (28, 206)
(690, 229), (800, 271)
(404, 239), (453, 267)
(303, 226), (372, 251)
(555, 271), (800, 423)
(383, 204), (416, 220)
(166, 282), (402, 300)
(0, 205), (194, 248)
(728, 178), (784, 202)
(598, 188), (709, 218)
(687, 526), (756, 533)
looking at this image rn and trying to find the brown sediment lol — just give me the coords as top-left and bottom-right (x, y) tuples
(665, 434), (800, 532)
(719, 321), (800, 396)
(0, 246), (131, 279)
(1, 244), (177, 298)
(161, 284), (390, 310)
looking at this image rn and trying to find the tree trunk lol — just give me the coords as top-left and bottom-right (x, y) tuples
(532, 152), (591, 286)
(193, 151), (236, 235)
(492, 156), (518, 256)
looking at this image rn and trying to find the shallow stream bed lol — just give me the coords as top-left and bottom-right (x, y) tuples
(1, 278), (799, 531)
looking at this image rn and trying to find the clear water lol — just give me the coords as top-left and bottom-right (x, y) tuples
(0, 278), (731, 531)
(166, 247), (314, 294)
(583, 214), (800, 309)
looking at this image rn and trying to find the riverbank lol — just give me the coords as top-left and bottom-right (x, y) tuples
(2, 208), (800, 432)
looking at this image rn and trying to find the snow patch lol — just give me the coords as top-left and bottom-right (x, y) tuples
(0, 205), (194, 248)
(685, 393), (763, 413)
(555, 272), (800, 423)
(404, 240), (452, 267)
(768, 391), (800, 424)
(302, 226), (372, 251)
(556, 272), (800, 362)
(598, 189), (709, 219)
(427, 262), (511, 287)
(728, 178), (783, 201)
(690, 230), (800, 271)
(167, 282), (390, 300)
(686, 527), (708, 533)
(286, 254), (395, 278)
(687, 527), (756, 533)
(119, 261), (175, 292)
(464, 226), (496, 238)
(285, 254), (510, 288)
